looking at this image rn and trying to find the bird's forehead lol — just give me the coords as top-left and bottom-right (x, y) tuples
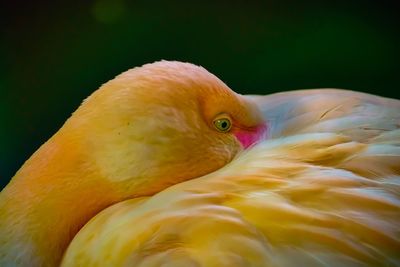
(105, 61), (264, 126)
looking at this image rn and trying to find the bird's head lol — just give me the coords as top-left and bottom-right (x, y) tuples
(0, 61), (266, 267)
(64, 61), (266, 197)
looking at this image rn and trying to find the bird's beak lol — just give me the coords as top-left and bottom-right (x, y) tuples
(233, 123), (267, 149)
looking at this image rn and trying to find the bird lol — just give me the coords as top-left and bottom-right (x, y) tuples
(0, 61), (265, 267)
(1, 61), (399, 267)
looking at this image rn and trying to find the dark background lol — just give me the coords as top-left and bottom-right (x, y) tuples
(1, 0), (399, 189)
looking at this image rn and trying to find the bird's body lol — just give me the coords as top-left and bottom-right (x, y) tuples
(0, 61), (399, 267)
(62, 89), (400, 266)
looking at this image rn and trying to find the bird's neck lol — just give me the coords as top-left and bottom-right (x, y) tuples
(0, 133), (122, 267)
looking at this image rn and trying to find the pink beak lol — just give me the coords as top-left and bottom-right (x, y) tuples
(233, 123), (267, 149)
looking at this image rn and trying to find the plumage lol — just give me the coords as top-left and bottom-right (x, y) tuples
(62, 89), (400, 266)
(1, 61), (399, 267)
(0, 61), (264, 267)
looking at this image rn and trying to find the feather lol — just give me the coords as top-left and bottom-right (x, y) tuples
(1, 62), (399, 266)
(62, 89), (400, 266)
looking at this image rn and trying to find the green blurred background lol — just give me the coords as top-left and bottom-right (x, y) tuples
(1, 0), (399, 189)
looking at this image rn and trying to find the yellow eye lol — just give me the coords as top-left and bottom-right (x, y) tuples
(213, 118), (232, 132)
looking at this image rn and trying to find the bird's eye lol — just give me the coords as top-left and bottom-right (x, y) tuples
(213, 118), (232, 132)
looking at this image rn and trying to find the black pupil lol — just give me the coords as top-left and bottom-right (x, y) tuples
(221, 121), (228, 129)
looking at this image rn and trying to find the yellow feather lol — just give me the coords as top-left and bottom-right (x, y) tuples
(63, 90), (400, 267)
(62, 131), (400, 266)
(0, 61), (263, 266)
(1, 61), (399, 267)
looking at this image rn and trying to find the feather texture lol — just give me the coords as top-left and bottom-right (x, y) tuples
(0, 61), (264, 267)
(62, 89), (400, 267)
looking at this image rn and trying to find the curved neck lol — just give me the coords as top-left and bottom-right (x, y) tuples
(0, 134), (120, 267)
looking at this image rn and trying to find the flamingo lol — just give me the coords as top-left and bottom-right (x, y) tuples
(1, 61), (399, 267)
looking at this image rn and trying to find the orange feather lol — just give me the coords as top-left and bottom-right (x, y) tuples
(1, 61), (399, 267)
